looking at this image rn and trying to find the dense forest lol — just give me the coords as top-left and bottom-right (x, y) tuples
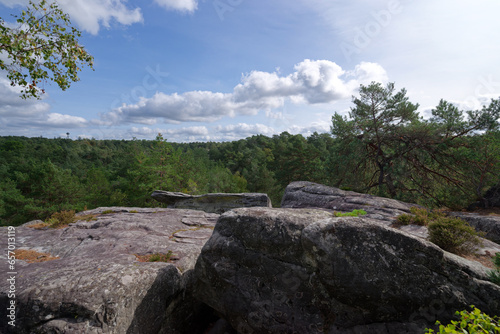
(1, 83), (499, 226)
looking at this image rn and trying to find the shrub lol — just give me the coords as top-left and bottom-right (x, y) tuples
(44, 210), (77, 228)
(428, 216), (482, 255)
(489, 253), (500, 286)
(396, 207), (444, 226)
(425, 306), (500, 333)
(334, 209), (367, 217)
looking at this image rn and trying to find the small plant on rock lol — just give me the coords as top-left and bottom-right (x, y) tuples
(334, 209), (367, 217)
(45, 210), (77, 228)
(135, 251), (175, 263)
(428, 216), (483, 255)
(425, 305), (500, 333)
(396, 207), (482, 256)
(396, 207), (444, 226)
(489, 253), (500, 286)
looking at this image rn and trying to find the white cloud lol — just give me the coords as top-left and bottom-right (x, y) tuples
(57, 0), (143, 35)
(216, 123), (275, 135)
(0, 0), (28, 7)
(129, 125), (209, 141)
(287, 121), (331, 137)
(0, 75), (89, 134)
(0, 0), (143, 35)
(153, 0), (197, 12)
(348, 62), (388, 86)
(46, 113), (88, 127)
(106, 91), (236, 125)
(104, 59), (388, 125)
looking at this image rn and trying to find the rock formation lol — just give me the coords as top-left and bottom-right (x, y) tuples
(151, 190), (272, 214)
(449, 212), (500, 244)
(194, 207), (500, 333)
(2, 183), (500, 334)
(281, 181), (417, 223)
(0, 207), (219, 334)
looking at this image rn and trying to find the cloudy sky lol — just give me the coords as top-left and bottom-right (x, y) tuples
(1, 0), (500, 142)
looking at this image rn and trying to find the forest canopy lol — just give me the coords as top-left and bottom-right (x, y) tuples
(1, 82), (499, 226)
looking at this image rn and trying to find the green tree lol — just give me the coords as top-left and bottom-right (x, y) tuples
(0, 0), (94, 99)
(331, 82), (500, 207)
(331, 82), (420, 197)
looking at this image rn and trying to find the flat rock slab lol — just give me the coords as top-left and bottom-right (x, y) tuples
(151, 191), (272, 214)
(194, 207), (500, 333)
(0, 207), (218, 334)
(281, 181), (417, 223)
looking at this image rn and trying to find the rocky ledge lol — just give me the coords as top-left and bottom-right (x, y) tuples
(281, 181), (418, 222)
(151, 190), (271, 214)
(0, 207), (219, 334)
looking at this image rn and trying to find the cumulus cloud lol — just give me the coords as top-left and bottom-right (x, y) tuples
(129, 125), (209, 141)
(0, 75), (89, 135)
(0, 0), (143, 35)
(153, 0), (198, 12)
(214, 123), (276, 141)
(57, 0), (143, 35)
(106, 91), (236, 125)
(103, 59), (388, 125)
(45, 113), (88, 128)
(0, 0), (201, 35)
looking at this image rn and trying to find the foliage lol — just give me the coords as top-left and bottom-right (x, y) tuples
(44, 210), (76, 228)
(396, 207), (445, 226)
(331, 82), (500, 208)
(135, 251), (174, 263)
(334, 209), (367, 217)
(0, 0), (94, 99)
(489, 253), (500, 286)
(0, 104), (499, 226)
(425, 306), (500, 334)
(428, 216), (483, 255)
(331, 82), (420, 197)
(397, 207), (482, 255)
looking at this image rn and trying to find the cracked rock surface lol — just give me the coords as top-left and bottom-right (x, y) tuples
(194, 207), (500, 334)
(0, 207), (218, 334)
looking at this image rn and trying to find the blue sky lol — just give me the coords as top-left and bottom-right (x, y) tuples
(1, 0), (500, 142)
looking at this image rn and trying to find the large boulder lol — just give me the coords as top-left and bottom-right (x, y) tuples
(449, 212), (500, 244)
(0, 207), (219, 334)
(194, 207), (500, 333)
(151, 191), (272, 214)
(281, 181), (417, 223)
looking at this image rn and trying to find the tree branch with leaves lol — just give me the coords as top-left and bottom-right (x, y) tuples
(0, 0), (94, 99)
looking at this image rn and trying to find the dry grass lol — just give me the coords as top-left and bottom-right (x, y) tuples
(471, 207), (500, 216)
(28, 222), (50, 230)
(463, 252), (495, 269)
(16, 249), (59, 263)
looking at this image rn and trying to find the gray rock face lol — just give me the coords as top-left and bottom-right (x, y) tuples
(194, 207), (500, 333)
(281, 181), (417, 222)
(450, 212), (500, 244)
(151, 191), (272, 214)
(0, 207), (218, 334)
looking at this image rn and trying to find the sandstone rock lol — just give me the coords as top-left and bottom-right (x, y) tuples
(449, 212), (500, 244)
(194, 207), (500, 333)
(281, 181), (417, 223)
(151, 191), (272, 214)
(0, 207), (218, 334)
